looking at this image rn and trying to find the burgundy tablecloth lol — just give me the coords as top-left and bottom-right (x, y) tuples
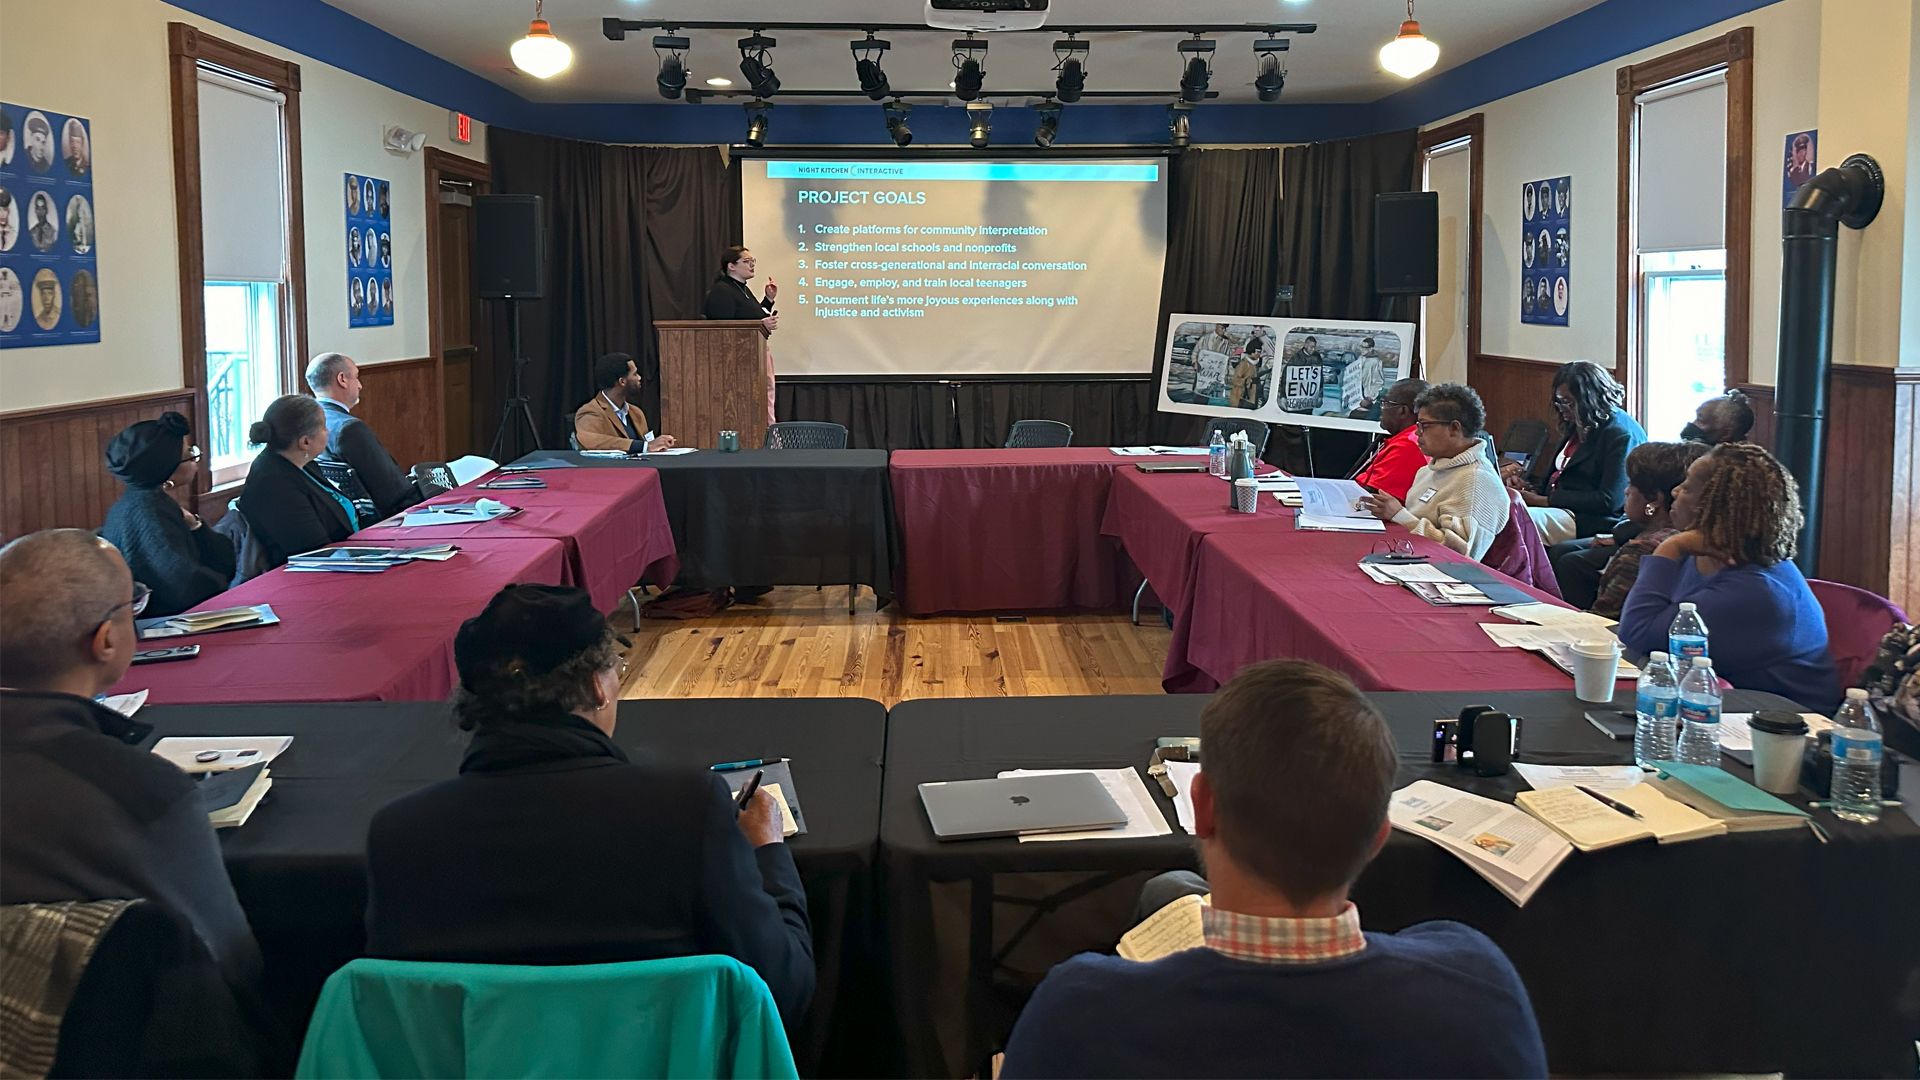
(354, 467), (679, 613)
(110, 538), (569, 705)
(1098, 466), (1287, 618)
(1168, 523), (1579, 693)
(890, 449), (1202, 615)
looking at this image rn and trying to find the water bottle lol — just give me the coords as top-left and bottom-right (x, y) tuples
(1668, 602), (1710, 663)
(1676, 656), (1722, 766)
(1633, 651), (1680, 768)
(1207, 429), (1227, 477)
(1830, 688), (1884, 823)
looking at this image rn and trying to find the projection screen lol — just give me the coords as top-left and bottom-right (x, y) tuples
(740, 157), (1169, 377)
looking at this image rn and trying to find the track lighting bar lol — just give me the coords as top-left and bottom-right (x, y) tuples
(606, 19), (1315, 39)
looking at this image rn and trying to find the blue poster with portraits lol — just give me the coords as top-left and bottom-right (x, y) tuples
(0, 102), (100, 349)
(345, 172), (393, 327)
(1520, 175), (1569, 327)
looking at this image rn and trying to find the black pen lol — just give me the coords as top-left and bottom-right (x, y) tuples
(1576, 785), (1643, 819)
(735, 769), (765, 814)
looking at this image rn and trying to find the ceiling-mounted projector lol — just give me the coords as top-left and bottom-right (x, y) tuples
(925, 0), (1049, 33)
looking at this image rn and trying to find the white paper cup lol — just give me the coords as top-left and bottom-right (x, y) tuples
(1748, 710), (1810, 794)
(1233, 478), (1258, 514)
(1571, 639), (1621, 703)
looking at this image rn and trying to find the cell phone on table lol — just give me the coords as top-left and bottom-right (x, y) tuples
(1584, 709), (1636, 741)
(132, 645), (200, 664)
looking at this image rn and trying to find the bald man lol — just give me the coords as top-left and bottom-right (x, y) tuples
(307, 351), (423, 518)
(0, 530), (261, 986)
(1348, 378), (1430, 502)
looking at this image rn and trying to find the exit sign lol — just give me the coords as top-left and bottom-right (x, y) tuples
(449, 110), (472, 144)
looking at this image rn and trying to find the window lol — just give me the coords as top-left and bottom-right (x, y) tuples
(1640, 249), (1726, 440)
(195, 66), (295, 484)
(1615, 29), (1751, 432)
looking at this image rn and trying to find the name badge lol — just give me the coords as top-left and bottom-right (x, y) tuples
(1418, 488), (1438, 504)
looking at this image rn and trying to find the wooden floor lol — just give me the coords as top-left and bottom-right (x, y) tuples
(616, 587), (1172, 705)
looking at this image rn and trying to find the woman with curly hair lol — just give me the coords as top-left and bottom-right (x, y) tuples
(362, 584), (815, 1022)
(1618, 443), (1839, 711)
(1503, 360), (1647, 545)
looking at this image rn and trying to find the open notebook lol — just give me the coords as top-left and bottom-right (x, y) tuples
(1516, 784), (1726, 851)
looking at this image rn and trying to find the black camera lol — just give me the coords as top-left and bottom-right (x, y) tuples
(1431, 705), (1519, 776)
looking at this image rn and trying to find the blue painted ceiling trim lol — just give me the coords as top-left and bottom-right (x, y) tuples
(165, 0), (1791, 147)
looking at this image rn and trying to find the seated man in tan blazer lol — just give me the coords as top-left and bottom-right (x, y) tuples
(574, 353), (677, 454)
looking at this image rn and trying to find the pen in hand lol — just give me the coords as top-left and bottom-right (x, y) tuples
(735, 769), (764, 814)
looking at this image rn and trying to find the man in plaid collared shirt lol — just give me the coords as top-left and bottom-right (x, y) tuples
(1001, 661), (1547, 1078)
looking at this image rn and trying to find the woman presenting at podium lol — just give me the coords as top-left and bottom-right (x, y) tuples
(703, 245), (779, 425)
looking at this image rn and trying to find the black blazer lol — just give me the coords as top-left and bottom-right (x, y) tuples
(1536, 406), (1648, 537)
(238, 450), (355, 569)
(703, 275), (774, 321)
(363, 728), (815, 1022)
(320, 399), (422, 518)
(99, 487), (236, 616)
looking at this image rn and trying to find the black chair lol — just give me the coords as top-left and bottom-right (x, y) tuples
(410, 462), (457, 498)
(567, 431), (584, 451)
(312, 456), (378, 523)
(214, 498), (272, 586)
(1500, 418), (1550, 470)
(1203, 417), (1270, 457)
(1004, 420), (1073, 448)
(764, 422), (848, 450)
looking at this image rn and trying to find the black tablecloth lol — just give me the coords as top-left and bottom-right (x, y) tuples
(512, 450), (897, 602)
(142, 698), (887, 1076)
(882, 690), (1920, 1078)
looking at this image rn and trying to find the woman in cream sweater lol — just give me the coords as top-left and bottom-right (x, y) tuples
(1356, 383), (1511, 559)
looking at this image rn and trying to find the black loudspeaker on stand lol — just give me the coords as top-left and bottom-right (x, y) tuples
(474, 195), (548, 461)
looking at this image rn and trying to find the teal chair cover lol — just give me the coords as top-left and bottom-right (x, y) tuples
(295, 955), (798, 1079)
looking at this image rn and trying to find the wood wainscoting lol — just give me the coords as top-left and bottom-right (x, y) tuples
(1468, 353), (1562, 448)
(355, 357), (443, 471)
(0, 389), (199, 540)
(1893, 370), (1919, 615)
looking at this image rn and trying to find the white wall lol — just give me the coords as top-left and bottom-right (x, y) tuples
(1434, 0), (1918, 384)
(0, 0), (487, 414)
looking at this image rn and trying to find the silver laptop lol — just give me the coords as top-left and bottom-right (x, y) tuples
(919, 773), (1128, 841)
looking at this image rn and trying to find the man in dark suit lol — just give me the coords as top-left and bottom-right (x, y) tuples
(305, 352), (423, 518)
(0, 529), (262, 985)
(702, 245), (779, 425)
(363, 585), (814, 1021)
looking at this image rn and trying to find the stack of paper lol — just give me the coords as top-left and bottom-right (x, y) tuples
(998, 767), (1172, 843)
(1490, 603), (1617, 633)
(1647, 761), (1811, 833)
(718, 760), (807, 837)
(1109, 446), (1210, 456)
(152, 736), (293, 774)
(579, 449), (631, 458)
(1117, 893), (1208, 961)
(1515, 784), (1725, 851)
(1511, 763), (1646, 791)
(1358, 561), (1454, 586)
(645, 447), (700, 456)
(400, 502), (518, 527)
(1715, 711), (1833, 753)
(198, 762), (273, 828)
(1388, 781), (1573, 905)
(99, 689), (148, 718)
(137, 604), (278, 640)
(1404, 580), (1498, 605)
(1163, 759), (1201, 833)
(1295, 477), (1387, 532)
(1479, 622), (1641, 680)
(284, 544), (458, 573)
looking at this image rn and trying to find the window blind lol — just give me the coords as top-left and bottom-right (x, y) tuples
(1636, 72), (1728, 253)
(197, 68), (288, 282)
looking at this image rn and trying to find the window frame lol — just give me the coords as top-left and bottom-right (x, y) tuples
(1637, 251), (1729, 440)
(1416, 113), (1484, 381)
(1615, 27), (1752, 423)
(168, 23), (307, 504)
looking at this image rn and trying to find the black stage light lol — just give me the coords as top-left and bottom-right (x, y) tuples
(1034, 102), (1062, 148)
(883, 101), (913, 147)
(653, 34), (690, 100)
(967, 102), (993, 149)
(738, 34), (780, 98)
(1053, 37), (1088, 103)
(1168, 103), (1192, 148)
(744, 101), (770, 147)
(952, 36), (988, 101)
(1253, 38), (1289, 103)
(1177, 38), (1215, 104)
(853, 36), (891, 100)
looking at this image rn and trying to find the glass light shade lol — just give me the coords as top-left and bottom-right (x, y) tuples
(1379, 20), (1440, 79)
(511, 19), (573, 79)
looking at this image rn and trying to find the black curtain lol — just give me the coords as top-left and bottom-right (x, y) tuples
(1272, 129), (1422, 475)
(481, 128), (740, 454)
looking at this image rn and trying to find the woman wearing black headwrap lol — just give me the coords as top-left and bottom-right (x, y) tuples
(98, 411), (235, 617)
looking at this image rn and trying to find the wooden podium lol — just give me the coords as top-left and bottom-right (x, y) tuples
(654, 320), (770, 449)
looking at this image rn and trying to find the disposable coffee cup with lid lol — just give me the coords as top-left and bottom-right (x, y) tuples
(1747, 710), (1810, 794)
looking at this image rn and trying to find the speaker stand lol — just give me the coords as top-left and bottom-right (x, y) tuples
(487, 299), (542, 463)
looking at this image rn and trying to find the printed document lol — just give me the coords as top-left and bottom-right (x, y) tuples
(1388, 781), (1572, 906)
(1512, 763), (1646, 791)
(999, 767), (1171, 842)
(1118, 893), (1207, 962)
(1164, 759), (1201, 833)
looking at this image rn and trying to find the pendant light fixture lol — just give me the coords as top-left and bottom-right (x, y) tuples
(1378, 0), (1440, 80)
(511, 0), (573, 80)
